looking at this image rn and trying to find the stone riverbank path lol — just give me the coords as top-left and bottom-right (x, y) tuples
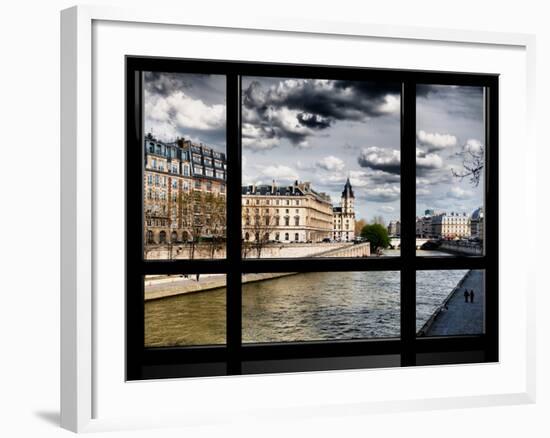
(423, 270), (484, 336)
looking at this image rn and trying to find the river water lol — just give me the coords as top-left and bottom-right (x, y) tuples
(144, 250), (468, 347)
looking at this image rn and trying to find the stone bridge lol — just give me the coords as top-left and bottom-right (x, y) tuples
(315, 242), (371, 258)
(388, 238), (431, 249)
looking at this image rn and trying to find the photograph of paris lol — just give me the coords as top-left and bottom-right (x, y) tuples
(142, 72), (485, 347)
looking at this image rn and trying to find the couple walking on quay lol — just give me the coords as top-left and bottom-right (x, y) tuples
(464, 288), (475, 303)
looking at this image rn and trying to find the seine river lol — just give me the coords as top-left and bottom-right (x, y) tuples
(144, 250), (467, 347)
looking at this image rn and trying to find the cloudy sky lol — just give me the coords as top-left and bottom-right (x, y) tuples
(242, 76), (402, 222)
(416, 84), (485, 217)
(143, 71), (226, 151)
(143, 72), (485, 223)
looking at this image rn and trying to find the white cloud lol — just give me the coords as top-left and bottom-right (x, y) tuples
(144, 119), (179, 143)
(267, 107), (313, 137)
(416, 148), (443, 171)
(417, 188), (431, 196)
(316, 155), (346, 172)
(296, 160), (315, 171)
(416, 177), (431, 186)
(463, 138), (484, 155)
(146, 91), (225, 131)
(363, 185), (401, 202)
(348, 170), (371, 188)
(380, 205), (396, 213)
(259, 165), (299, 182)
(242, 123), (279, 150)
(379, 94), (400, 114)
(417, 130), (457, 151)
(447, 186), (472, 199)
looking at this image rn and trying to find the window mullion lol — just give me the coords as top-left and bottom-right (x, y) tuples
(400, 80), (417, 366)
(226, 73), (242, 374)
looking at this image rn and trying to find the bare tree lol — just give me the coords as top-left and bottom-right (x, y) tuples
(189, 191), (208, 259)
(354, 218), (367, 235)
(143, 226), (155, 259)
(204, 192), (226, 259)
(452, 145), (484, 187)
(242, 205), (277, 258)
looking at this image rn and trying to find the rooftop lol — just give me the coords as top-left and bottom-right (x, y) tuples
(242, 181), (332, 203)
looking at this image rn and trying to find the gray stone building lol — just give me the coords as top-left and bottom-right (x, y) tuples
(470, 207), (484, 240)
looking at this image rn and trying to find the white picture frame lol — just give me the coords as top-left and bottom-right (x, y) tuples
(60, 5), (536, 433)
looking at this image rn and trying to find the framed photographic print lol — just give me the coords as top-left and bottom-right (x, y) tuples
(61, 5), (536, 432)
(126, 57), (498, 381)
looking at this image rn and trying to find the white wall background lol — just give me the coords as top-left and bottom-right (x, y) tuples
(0, 0), (546, 436)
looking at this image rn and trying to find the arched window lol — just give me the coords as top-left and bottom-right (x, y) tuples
(171, 231), (178, 242)
(294, 233), (299, 241)
(146, 230), (154, 244)
(159, 230), (166, 243)
(244, 232), (250, 241)
(284, 233), (289, 241)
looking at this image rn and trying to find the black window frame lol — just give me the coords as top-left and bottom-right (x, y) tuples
(126, 56), (498, 381)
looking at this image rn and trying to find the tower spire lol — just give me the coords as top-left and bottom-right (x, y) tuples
(342, 177), (355, 199)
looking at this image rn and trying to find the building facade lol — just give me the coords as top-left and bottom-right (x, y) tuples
(388, 220), (401, 237)
(470, 207), (484, 240)
(431, 212), (471, 239)
(241, 181), (333, 243)
(143, 134), (227, 246)
(332, 178), (356, 242)
(415, 215), (433, 238)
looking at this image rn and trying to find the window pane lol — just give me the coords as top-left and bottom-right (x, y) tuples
(416, 269), (485, 337)
(416, 85), (485, 256)
(241, 77), (401, 258)
(242, 271), (400, 343)
(143, 72), (227, 260)
(144, 274), (226, 347)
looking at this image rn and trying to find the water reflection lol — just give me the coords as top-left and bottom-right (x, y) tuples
(242, 271), (400, 343)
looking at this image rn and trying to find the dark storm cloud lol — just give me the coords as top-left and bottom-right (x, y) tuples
(357, 147), (401, 175)
(144, 71), (225, 105)
(144, 71), (187, 97)
(242, 78), (400, 148)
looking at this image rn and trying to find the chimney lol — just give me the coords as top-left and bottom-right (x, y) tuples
(271, 180), (276, 194)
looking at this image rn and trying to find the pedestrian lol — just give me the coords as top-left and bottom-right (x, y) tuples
(470, 289), (475, 303)
(196, 273), (200, 282)
(464, 289), (470, 303)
